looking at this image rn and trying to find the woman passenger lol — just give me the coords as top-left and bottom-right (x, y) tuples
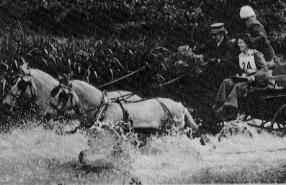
(215, 33), (269, 120)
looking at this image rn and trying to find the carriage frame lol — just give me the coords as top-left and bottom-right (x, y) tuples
(240, 74), (286, 131)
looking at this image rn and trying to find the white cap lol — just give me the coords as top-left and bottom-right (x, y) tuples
(239, 5), (256, 19)
(210, 23), (227, 34)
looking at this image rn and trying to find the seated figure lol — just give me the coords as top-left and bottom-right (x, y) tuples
(215, 33), (269, 120)
(178, 23), (239, 112)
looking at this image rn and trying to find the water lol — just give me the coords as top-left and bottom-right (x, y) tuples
(1, 119), (286, 184)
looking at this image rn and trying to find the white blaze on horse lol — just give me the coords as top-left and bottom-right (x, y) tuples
(49, 81), (198, 137)
(3, 64), (59, 116)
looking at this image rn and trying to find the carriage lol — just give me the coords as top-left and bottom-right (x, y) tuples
(238, 64), (286, 131)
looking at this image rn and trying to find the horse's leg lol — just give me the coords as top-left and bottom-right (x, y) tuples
(78, 148), (97, 167)
(182, 108), (199, 138)
(183, 108), (198, 129)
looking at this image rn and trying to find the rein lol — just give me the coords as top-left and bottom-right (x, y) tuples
(107, 72), (191, 104)
(98, 63), (150, 88)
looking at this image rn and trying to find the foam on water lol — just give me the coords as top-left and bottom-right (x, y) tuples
(0, 120), (88, 184)
(1, 119), (286, 184)
(129, 121), (286, 183)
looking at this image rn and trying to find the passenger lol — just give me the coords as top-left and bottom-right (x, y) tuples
(179, 23), (238, 87)
(239, 5), (275, 69)
(215, 33), (269, 120)
(178, 23), (239, 106)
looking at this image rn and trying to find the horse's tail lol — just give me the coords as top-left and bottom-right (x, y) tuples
(183, 108), (199, 137)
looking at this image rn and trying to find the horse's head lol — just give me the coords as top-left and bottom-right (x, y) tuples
(49, 82), (80, 114)
(3, 72), (37, 108)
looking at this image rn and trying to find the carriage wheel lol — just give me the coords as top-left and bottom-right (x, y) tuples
(271, 104), (286, 130)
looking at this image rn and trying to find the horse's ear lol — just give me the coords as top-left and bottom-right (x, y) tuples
(58, 74), (69, 86)
(68, 83), (73, 91)
(20, 62), (29, 75)
(102, 90), (108, 96)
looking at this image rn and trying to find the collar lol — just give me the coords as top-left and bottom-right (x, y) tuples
(241, 49), (254, 57)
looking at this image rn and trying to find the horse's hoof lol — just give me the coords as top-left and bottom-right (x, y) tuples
(200, 137), (206, 145)
(78, 151), (86, 165)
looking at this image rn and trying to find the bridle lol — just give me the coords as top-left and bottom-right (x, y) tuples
(49, 84), (80, 115)
(50, 85), (113, 129)
(6, 74), (37, 110)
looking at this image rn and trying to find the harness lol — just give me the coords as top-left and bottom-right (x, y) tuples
(116, 100), (132, 124)
(7, 75), (37, 111)
(66, 92), (81, 115)
(154, 98), (177, 131)
(52, 83), (177, 133)
(109, 92), (136, 103)
(95, 97), (132, 125)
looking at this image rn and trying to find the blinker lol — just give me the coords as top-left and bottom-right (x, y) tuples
(50, 85), (61, 98)
(58, 91), (69, 102)
(17, 80), (29, 91)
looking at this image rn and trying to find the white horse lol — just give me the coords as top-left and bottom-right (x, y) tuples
(3, 64), (59, 116)
(49, 79), (142, 115)
(50, 82), (198, 136)
(101, 98), (198, 132)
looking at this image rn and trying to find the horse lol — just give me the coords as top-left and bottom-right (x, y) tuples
(49, 82), (198, 137)
(49, 79), (142, 114)
(3, 64), (59, 117)
(96, 98), (198, 133)
(78, 115), (198, 167)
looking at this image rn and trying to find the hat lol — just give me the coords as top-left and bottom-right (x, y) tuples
(239, 5), (256, 19)
(210, 23), (227, 34)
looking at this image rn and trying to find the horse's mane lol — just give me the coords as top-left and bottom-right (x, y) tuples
(29, 69), (59, 89)
(70, 80), (103, 106)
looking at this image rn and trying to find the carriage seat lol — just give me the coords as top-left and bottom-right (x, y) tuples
(247, 63), (286, 99)
(247, 75), (286, 96)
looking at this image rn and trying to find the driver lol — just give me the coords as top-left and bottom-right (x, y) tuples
(239, 5), (275, 69)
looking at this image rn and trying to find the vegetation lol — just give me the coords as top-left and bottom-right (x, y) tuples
(1, 0), (286, 126)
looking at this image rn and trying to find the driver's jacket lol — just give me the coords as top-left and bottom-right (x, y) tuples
(195, 36), (240, 90)
(246, 18), (275, 62)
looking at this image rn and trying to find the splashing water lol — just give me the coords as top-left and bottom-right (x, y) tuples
(130, 121), (286, 184)
(1, 119), (286, 184)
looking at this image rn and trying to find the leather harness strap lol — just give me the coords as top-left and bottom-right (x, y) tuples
(94, 90), (110, 122)
(116, 100), (132, 125)
(8, 76), (37, 110)
(95, 103), (109, 122)
(155, 98), (177, 129)
(97, 98), (176, 130)
(95, 96), (133, 127)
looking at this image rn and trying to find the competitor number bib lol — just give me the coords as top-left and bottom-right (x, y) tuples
(239, 49), (257, 75)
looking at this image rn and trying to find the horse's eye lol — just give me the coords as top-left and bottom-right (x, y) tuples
(17, 80), (28, 90)
(50, 86), (60, 97)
